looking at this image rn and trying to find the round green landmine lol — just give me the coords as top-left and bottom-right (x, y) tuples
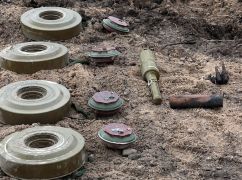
(0, 41), (68, 74)
(0, 80), (71, 125)
(0, 126), (86, 179)
(21, 7), (82, 40)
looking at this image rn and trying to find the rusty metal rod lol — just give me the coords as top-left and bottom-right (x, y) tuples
(169, 95), (223, 109)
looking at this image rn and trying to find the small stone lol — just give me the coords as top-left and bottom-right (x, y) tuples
(123, 89), (130, 96)
(88, 154), (95, 162)
(137, 165), (143, 169)
(70, 114), (80, 119)
(69, 72), (76, 78)
(102, 0), (113, 7)
(93, 22), (102, 31)
(206, 156), (212, 160)
(113, 158), (122, 165)
(123, 97), (130, 102)
(150, 161), (158, 167)
(129, 62), (136, 66)
(237, 89), (242, 93)
(126, 9), (138, 17)
(32, 123), (39, 127)
(151, 3), (158, 9)
(154, 0), (162, 4)
(122, 148), (137, 156)
(128, 153), (141, 160)
(134, 19), (141, 23)
(187, 128), (193, 134)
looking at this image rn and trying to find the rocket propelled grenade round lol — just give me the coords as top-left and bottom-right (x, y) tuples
(140, 49), (162, 105)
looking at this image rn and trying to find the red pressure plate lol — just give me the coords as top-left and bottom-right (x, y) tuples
(103, 123), (133, 137)
(92, 91), (119, 104)
(108, 16), (128, 27)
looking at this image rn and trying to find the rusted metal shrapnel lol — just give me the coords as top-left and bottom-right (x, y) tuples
(140, 49), (162, 105)
(208, 62), (229, 85)
(169, 95), (223, 109)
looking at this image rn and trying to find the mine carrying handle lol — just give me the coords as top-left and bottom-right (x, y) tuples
(169, 95), (223, 109)
(140, 49), (162, 105)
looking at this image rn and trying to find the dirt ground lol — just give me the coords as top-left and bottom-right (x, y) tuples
(0, 0), (242, 179)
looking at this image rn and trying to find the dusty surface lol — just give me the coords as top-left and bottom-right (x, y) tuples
(0, 0), (242, 179)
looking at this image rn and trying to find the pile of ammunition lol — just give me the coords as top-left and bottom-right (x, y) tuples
(0, 4), (227, 180)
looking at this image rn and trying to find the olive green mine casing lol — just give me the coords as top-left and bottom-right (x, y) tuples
(140, 49), (162, 105)
(169, 95), (223, 109)
(0, 126), (86, 179)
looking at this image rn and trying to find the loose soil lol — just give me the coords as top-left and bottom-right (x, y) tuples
(0, 0), (242, 179)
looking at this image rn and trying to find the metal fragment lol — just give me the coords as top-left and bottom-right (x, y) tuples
(169, 95), (223, 109)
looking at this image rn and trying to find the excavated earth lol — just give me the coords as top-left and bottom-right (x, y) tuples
(0, 0), (242, 179)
